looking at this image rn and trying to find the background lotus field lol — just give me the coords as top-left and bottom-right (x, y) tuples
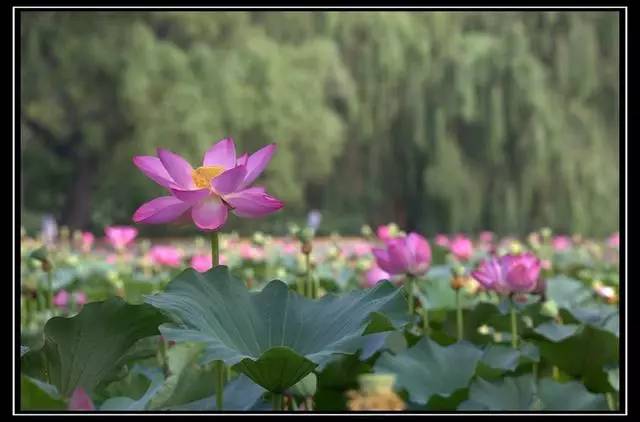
(19, 10), (621, 413)
(19, 225), (620, 412)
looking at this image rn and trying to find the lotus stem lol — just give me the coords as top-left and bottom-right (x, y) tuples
(288, 395), (298, 411)
(456, 289), (464, 341)
(510, 300), (519, 349)
(406, 276), (414, 317)
(305, 396), (313, 412)
(272, 393), (283, 411)
(210, 231), (219, 268)
(305, 252), (312, 298)
(45, 266), (53, 312)
(606, 392), (617, 411)
(215, 360), (224, 411)
(211, 231), (224, 411)
(552, 366), (560, 380)
(421, 306), (430, 335)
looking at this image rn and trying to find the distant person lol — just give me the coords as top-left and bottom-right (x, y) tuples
(307, 210), (322, 232)
(41, 214), (58, 245)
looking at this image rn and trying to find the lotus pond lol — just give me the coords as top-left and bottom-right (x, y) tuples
(19, 224), (620, 412)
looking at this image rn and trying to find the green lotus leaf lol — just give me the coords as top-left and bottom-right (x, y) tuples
(21, 375), (66, 410)
(21, 298), (168, 397)
(459, 374), (536, 410)
(537, 378), (608, 410)
(374, 337), (483, 404)
(100, 366), (165, 411)
(480, 344), (521, 372)
(546, 276), (593, 310)
(533, 322), (581, 342)
(607, 367), (619, 391)
(461, 375), (606, 411)
(148, 342), (217, 410)
(287, 372), (317, 397)
(167, 374), (267, 411)
(536, 325), (618, 392)
(145, 266), (407, 393)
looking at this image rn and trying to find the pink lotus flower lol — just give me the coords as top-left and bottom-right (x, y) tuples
(282, 242), (298, 255)
(240, 243), (265, 261)
(74, 291), (88, 306)
(593, 283), (617, 303)
(377, 225), (392, 242)
(608, 232), (619, 248)
(372, 233), (432, 277)
(471, 252), (542, 295)
(148, 245), (183, 268)
(435, 234), (449, 248)
(190, 253), (230, 272)
(68, 387), (95, 411)
(363, 265), (391, 287)
(479, 231), (494, 244)
(552, 235), (571, 252)
(449, 235), (473, 261)
(352, 242), (371, 257)
(105, 226), (138, 251)
(81, 232), (94, 252)
(132, 138), (284, 231)
(53, 290), (70, 308)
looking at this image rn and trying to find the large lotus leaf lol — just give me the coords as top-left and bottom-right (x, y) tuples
(536, 325), (618, 392)
(359, 330), (407, 361)
(546, 276), (594, 310)
(560, 305), (619, 337)
(148, 342), (217, 410)
(533, 321), (581, 342)
(460, 375), (607, 411)
(145, 266), (407, 393)
(459, 374), (537, 410)
(315, 354), (372, 411)
(21, 375), (66, 410)
(374, 338), (483, 404)
(168, 374), (267, 411)
(607, 367), (619, 391)
(415, 277), (480, 311)
(21, 298), (168, 397)
(287, 372), (317, 397)
(100, 366), (165, 410)
(537, 378), (608, 410)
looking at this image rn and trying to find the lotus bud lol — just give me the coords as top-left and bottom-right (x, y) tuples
(361, 225), (373, 237)
(253, 231), (266, 246)
(540, 300), (559, 319)
(65, 255), (79, 266)
(288, 223), (300, 237)
(275, 268), (287, 280)
(509, 241), (523, 255)
(346, 374), (406, 411)
(301, 241), (312, 255)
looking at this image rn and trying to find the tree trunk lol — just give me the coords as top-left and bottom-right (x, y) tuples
(61, 156), (96, 230)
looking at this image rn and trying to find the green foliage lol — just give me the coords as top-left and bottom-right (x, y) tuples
(374, 338), (483, 405)
(21, 375), (66, 410)
(21, 12), (618, 235)
(460, 375), (608, 411)
(144, 266), (407, 392)
(20, 298), (168, 397)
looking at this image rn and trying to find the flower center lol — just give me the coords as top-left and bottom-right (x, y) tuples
(192, 165), (225, 189)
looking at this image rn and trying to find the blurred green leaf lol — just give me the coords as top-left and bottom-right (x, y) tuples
(375, 338), (482, 405)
